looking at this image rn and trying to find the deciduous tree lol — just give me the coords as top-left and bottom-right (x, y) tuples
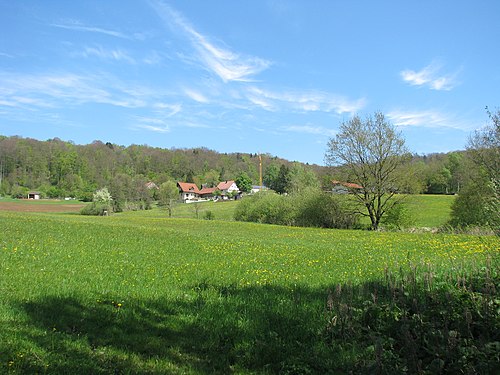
(325, 112), (410, 230)
(158, 180), (179, 217)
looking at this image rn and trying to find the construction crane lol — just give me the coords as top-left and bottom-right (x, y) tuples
(259, 154), (263, 191)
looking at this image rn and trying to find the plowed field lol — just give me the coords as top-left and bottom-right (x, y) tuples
(0, 201), (84, 213)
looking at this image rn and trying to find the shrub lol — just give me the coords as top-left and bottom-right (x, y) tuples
(80, 203), (110, 216)
(293, 190), (360, 229)
(381, 202), (415, 230)
(234, 191), (296, 226)
(235, 190), (360, 229)
(80, 187), (113, 216)
(449, 183), (493, 228)
(45, 186), (62, 199)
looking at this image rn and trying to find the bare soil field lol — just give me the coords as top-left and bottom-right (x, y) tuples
(0, 201), (85, 213)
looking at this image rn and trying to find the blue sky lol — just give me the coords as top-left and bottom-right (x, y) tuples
(1, 0), (499, 165)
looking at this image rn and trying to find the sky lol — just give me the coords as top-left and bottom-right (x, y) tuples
(1, 0), (499, 165)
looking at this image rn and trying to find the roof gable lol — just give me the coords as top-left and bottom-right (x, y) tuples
(177, 182), (200, 193)
(217, 180), (236, 190)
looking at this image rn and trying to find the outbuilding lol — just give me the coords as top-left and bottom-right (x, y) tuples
(27, 191), (41, 200)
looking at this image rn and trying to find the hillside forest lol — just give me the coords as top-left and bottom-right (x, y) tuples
(0, 134), (469, 202)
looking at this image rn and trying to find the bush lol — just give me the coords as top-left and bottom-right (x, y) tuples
(235, 190), (360, 229)
(450, 183), (492, 228)
(234, 191), (296, 226)
(293, 190), (360, 229)
(80, 203), (111, 216)
(381, 203), (415, 230)
(45, 186), (62, 199)
(10, 185), (29, 199)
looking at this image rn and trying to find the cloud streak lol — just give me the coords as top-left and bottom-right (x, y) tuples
(245, 86), (365, 114)
(388, 109), (472, 131)
(77, 45), (136, 64)
(51, 20), (130, 39)
(282, 124), (337, 137)
(400, 61), (460, 91)
(0, 72), (150, 110)
(149, 0), (271, 82)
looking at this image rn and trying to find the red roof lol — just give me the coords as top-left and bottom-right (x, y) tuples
(217, 180), (235, 190)
(177, 182), (200, 194)
(199, 187), (217, 195)
(332, 180), (363, 189)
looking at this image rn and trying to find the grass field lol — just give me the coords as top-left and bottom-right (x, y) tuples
(405, 194), (455, 228)
(0, 194), (454, 227)
(131, 194), (455, 228)
(1, 208), (498, 373)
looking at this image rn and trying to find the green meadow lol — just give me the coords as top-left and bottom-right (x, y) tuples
(134, 194), (454, 227)
(0, 195), (498, 373)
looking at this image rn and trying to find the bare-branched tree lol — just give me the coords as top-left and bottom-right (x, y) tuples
(325, 112), (410, 230)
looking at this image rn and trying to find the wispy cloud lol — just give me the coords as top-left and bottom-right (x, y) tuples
(77, 45), (136, 64)
(134, 116), (170, 133)
(282, 124), (337, 137)
(400, 61), (460, 91)
(51, 20), (130, 39)
(0, 52), (14, 58)
(183, 88), (210, 103)
(153, 102), (182, 116)
(137, 124), (170, 133)
(149, 0), (271, 82)
(246, 86), (365, 114)
(388, 109), (472, 130)
(0, 72), (149, 110)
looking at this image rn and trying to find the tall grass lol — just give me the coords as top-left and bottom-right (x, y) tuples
(0, 211), (497, 373)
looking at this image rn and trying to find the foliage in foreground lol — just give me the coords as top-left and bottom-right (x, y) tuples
(2, 264), (498, 374)
(0, 211), (498, 373)
(450, 108), (500, 234)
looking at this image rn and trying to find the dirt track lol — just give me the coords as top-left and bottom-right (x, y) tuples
(0, 201), (85, 213)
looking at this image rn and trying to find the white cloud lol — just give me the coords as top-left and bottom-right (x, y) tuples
(388, 109), (472, 131)
(245, 86), (365, 114)
(149, 0), (271, 82)
(0, 72), (149, 110)
(78, 46), (136, 64)
(400, 61), (460, 91)
(134, 116), (170, 133)
(154, 102), (182, 116)
(282, 124), (337, 137)
(183, 88), (209, 103)
(51, 20), (130, 39)
(137, 124), (170, 133)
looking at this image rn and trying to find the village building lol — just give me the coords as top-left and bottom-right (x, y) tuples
(177, 182), (200, 202)
(177, 180), (241, 202)
(27, 191), (41, 200)
(331, 180), (363, 194)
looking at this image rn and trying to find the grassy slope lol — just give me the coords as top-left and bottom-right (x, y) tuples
(405, 194), (455, 227)
(0, 210), (498, 373)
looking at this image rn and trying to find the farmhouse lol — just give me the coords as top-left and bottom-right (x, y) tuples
(177, 180), (241, 202)
(331, 180), (363, 194)
(177, 182), (200, 201)
(216, 180), (239, 199)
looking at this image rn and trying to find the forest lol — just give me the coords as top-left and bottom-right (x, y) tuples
(0, 134), (468, 201)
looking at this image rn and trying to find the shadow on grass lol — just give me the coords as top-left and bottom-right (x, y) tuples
(3, 277), (499, 374)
